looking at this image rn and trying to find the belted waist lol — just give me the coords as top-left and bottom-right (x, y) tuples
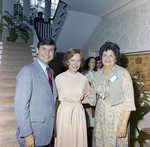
(60, 101), (84, 125)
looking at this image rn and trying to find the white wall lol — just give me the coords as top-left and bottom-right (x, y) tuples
(56, 10), (101, 53)
(3, 0), (14, 15)
(2, 0), (14, 41)
(82, 1), (150, 59)
(45, 0), (51, 21)
(23, 0), (30, 19)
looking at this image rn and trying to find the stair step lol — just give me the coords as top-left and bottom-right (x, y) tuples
(0, 141), (19, 147)
(0, 72), (18, 79)
(2, 54), (33, 60)
(0, 98), (14, 111)
(0, 41), (33, 147)
(0, 87), (15, 98)
(2, 49), (33, 56)
(0, 125), (18, 145)
(2, 46), (32, 50)
(0, 65), (23, 72)
(3, 41), (31, 48)
(0, 79), (16, 87)
(1, 59), (33, 65)
(0, 111), (17, 126)
(0, 124), (18, 134)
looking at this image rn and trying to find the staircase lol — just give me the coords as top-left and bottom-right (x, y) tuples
(0, 41), (36, 147)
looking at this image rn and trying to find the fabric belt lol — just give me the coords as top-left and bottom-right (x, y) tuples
(61, 101), (84, 125)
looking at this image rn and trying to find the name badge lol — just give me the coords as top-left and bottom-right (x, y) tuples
(110, 75), (118, 83)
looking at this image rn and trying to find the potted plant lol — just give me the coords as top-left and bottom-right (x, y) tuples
(1, 10), (32, 43)
(132, 71), (150, 107)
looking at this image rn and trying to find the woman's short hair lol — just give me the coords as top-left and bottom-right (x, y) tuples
(84, 57), (95, 70)
(99, 42), (120, 61)
(62, 48), (84, 68)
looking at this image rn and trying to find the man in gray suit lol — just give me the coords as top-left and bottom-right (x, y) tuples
(14, 38), (57, 147)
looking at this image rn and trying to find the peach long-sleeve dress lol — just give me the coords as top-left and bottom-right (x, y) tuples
(54, 70), (90, 147)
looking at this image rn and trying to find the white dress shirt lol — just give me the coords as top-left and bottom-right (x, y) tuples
(37, 58), (49, 79)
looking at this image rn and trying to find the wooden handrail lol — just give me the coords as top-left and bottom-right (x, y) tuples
(34, 1), (70, 41)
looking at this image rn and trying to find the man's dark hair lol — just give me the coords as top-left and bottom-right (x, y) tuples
(37, 38), (57, 51)
(95, 56), (101, 61)
(38, 12), (43, 16)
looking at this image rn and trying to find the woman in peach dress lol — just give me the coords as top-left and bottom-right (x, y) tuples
(54, 48), (91, 147)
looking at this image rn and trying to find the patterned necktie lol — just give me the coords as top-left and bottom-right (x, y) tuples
(46, 67), (53, 90)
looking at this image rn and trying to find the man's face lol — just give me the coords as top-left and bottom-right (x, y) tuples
(96, 60), (103, 69)
(38, 14), (42, 18)
(36, 45), (55, 66)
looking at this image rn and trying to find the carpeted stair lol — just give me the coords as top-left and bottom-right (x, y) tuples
(0, 41), (36, 147)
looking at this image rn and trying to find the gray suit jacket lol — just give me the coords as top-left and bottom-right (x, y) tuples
(14, 59), (57, 146)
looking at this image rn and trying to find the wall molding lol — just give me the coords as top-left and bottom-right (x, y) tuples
(99, 0), (133, 18)
(100, 0), (149, 19)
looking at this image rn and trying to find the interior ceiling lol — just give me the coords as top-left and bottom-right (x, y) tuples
(61, 0), (134, 17)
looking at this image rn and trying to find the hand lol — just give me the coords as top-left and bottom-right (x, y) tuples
(117, 124), (127, 138)
(24, 134), (34, 147)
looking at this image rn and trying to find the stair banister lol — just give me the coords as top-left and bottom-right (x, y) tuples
(33, 1), (70, 50)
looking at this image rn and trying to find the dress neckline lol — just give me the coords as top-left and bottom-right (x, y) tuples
(66, 70), (79, 77)
(102, 64), (116, 77)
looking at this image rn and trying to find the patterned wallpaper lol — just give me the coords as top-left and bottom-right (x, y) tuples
(82, 1), (150, 59)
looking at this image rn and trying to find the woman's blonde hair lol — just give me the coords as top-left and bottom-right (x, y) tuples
(62, 48), (84, 68)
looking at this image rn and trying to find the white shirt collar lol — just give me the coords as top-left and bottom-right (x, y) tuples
(88, 70), (94, 79)
(37, 58), (48, 72)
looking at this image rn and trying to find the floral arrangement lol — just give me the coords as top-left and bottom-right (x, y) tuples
(132, 72), (150, 107)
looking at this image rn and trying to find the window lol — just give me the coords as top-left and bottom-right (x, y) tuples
(51, 0), (59, 18)
(30, 0), (45, 14)
(29, 0), (45, 25)
(29, 0), (59, 25)
(14, 0), (23, 19)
